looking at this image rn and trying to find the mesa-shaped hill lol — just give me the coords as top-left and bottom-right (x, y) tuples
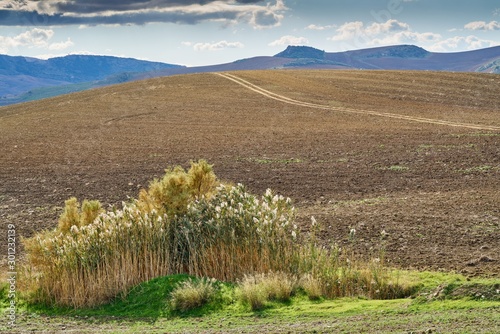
(272, 45), (500, 72)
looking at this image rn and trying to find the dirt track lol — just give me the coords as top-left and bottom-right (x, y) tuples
(0, 69), (499, 277)
(217, 72), (500, 131)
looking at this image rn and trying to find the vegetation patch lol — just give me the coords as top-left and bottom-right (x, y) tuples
(169, 277), (218, 313)
(457, 165), (498, 174)
(240, 157), (304, 164)
(377, 165), (410, 172)
(20, 160), (414, 309)
(3, 270), (499, 333)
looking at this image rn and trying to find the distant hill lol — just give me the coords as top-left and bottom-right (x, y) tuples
(1, 44), (499, 106)
(154, 44), (500, 77)
(270, 45), (500, 72)
(274, 45), (326, 59)
(0, 55), (183, 106)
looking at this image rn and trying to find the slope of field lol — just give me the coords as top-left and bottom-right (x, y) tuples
(0, 70), (499, 278)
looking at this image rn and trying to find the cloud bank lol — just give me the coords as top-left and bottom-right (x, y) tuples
(329, 19), (440, 46)
(193, 40), (244, 51)
(464, 21), (500, 31)
(269, 35), (309, 47)
(0, 0), (287, 28)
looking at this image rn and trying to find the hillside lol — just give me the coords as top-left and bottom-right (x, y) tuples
(0, 54), (183, 105)
(1, 44), (499, 106)
(1, 70), (498, 279)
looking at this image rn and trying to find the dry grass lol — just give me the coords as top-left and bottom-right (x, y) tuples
(169, 278), (217, 312)
(22, 160), (411, 308)
(299, 274), (323, 301)
(21, 161), (302, 307)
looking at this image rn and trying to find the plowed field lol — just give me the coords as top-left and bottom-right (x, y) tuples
(1, 70), (499, 277)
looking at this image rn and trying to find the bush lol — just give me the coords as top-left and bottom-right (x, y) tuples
(170, 278), (216, 312)
(137, 159), (217, 216)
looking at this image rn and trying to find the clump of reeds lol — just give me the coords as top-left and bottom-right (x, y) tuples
(22, 160), (299, 307)
(22, 160), (412, 308)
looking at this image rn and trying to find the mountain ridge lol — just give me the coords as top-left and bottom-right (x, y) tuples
(0, 54), (183, 105)
(1, 44), (499, 106)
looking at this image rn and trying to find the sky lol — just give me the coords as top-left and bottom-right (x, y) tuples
(0, 0), (499, 66)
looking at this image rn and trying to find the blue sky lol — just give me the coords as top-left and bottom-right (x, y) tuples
(0, 0), (499, 66)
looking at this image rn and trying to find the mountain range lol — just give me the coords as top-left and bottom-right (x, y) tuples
(1, 44), (499, 106)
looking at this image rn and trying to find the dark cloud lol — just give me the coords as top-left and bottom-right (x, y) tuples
(39, 0), (265, 15)
(0, 0), (278, 27)
(253, 11), (282, 27)
(51, 1), (226, 14)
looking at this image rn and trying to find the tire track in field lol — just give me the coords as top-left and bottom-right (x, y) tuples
(216, 72), (500, 132)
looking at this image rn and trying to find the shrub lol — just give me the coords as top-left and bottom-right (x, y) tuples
(181, 184), (299, 281)
(261, 271), (296, 302)
(170, 278), (216, 312)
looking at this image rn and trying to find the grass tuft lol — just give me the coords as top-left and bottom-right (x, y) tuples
(170, 278), (217, 312)
(237, 272), (297, 311)
(299, 274), (323, 301)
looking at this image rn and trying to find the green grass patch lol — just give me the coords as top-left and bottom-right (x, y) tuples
(240, 157), (304, 164)
(3, 271), (499, 333)
(379, 165), (410, 172)
(457, 165), (498, 174)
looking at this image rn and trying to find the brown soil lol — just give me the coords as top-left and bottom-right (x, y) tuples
(1, 70), (499, 278)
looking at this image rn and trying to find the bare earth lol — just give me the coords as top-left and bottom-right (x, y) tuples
(1, 70), (499, 280)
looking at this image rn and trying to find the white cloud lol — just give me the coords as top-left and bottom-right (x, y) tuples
(0, 28), (54, 53)
(193, 40), (244, 51)
(365, 19), (410, 35)
(494, 8), (500, 16)
(464, 21), (500, 31)
(48, 38), (74, 50)
(329, 19), (440, 49)
(305, 24), (336, 31)
(329, 21), (364, 41)
(371, 31), (441, 46)
(268, 35), (309, 47)
(429, 36), (498, 52)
